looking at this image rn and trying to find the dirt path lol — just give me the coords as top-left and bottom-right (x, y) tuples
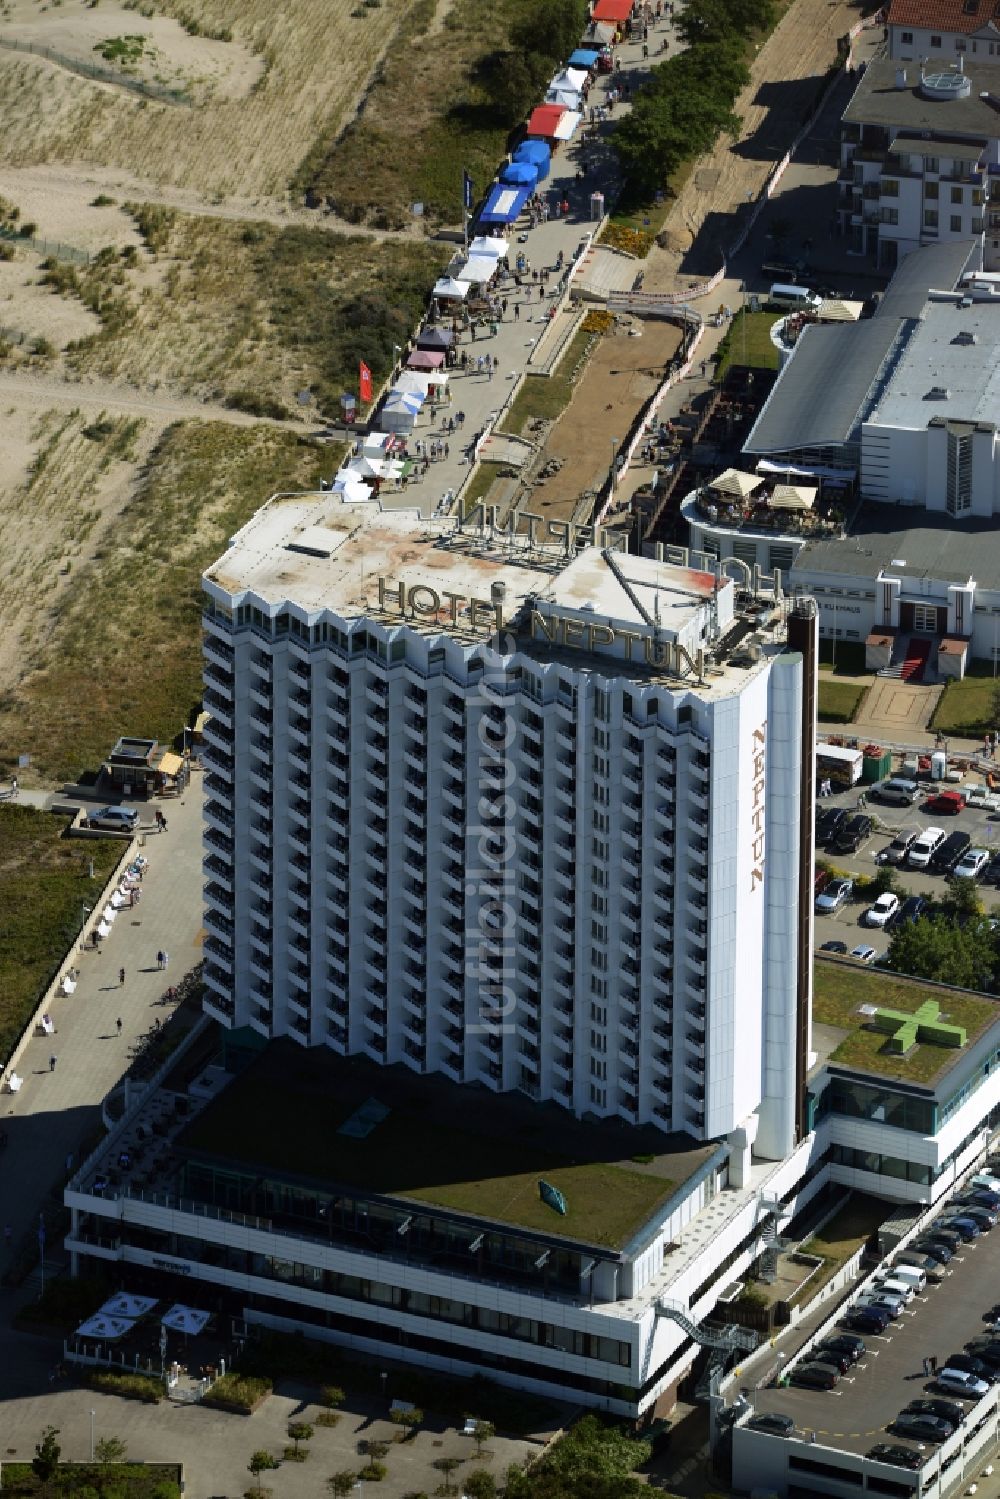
(0, 367), (305, 428)
(644, 0), (867, 290)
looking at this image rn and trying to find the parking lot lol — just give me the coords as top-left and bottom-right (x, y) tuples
(813, 784), (1000, 961)
(750, 1200), (1000, 1457)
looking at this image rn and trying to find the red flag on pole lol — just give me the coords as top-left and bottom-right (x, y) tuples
(359, 361), (373, 404)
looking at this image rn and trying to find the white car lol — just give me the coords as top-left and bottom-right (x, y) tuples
(937, 1367), (990, 1398)
(851, 944), (879, 964)
(953, 847), (990, 881)
(866, 893), (900, 928)
(908, 827), (946, 869)
(860, 1291), (904, 1319)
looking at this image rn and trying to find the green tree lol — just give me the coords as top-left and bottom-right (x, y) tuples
(288, 1420), (314, 1455)
(434, 1456), (463, 1494)
(327, 1473), (357, 1498)
(364, 1439), (390, 1461)
(871, 864), (902, 897)
(390, 1405), (424, 1438)
(512, 0), (588, 61)
(32, 1427), (61, 1490)
(887, 912), (995, 989)
(95, 1435), (128, 1465)
(545, 1416), (652, 1482)
(479, 50), (552, 125)
(322, 1384), (346, 1408)
(677, 0), (774, 46)
(473, 1421), (495, 1459)
(248, 1450), (278, 1493)
(940, 875), (982, 925)
(465, 1470), (497, 1499)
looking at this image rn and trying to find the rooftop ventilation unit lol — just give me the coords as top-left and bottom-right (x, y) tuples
(920, 68), (972, 101)
(925, 386), (951, 400)
(953, 329), (978, 344)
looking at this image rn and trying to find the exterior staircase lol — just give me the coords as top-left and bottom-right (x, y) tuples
(879, 633), (931, 682)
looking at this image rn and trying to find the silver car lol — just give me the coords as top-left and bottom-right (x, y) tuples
(88, 806), (139, 832)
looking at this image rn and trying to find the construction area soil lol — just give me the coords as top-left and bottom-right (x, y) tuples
(645, 0), (867, 288)
(527, 320), (682, 524)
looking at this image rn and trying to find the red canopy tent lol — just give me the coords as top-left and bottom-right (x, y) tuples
(407, 349), (446, 370)
(526, 104), (567, 140)
(592, 0), (632, 20)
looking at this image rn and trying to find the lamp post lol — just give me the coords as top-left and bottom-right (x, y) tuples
(90, 1409), (96, 1462)
(610, 436), (619, 492)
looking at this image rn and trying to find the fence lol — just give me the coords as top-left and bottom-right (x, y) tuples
(0, 224), (90, 265)
(0, 35), (191, 105)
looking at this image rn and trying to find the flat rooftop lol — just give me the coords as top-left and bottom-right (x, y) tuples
(812, 961), (999, 1087)
(791, 505), (1000, 590)
(176, 1042), (715, 1251)
(844, 55), (1000, 136)
(872, 297), (1000, 430)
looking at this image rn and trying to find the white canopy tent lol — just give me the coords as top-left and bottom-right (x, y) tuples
(161, 1304), (211, 1337)
(456, 254), (500, 284)
(468, 235), (508, 259)
(77, 1314), (136, 1341)
(550, 66), (588, 93)
(394, 370), (431, 396)
(331, 470), (371, 501)
(546, 87), (583, 110)
(360, 431), (399, 458)
(552, 109), (582, 141)
(433, 276), (470, 301)
(99, 1294), (157, 1320)
(380, 396), (421, 435)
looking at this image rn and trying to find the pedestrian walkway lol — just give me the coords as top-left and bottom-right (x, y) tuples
(0, 782), (205, 1291)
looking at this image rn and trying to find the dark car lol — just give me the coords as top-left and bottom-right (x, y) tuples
(890, 1413), (954, 1443)
(812, 1347), (852, 1372)
(789, 1361), (840, 1390)
(833, 813), (873, 854)
(867, 1443), (924, 1469)
(950, 1203), (996, 1229)
(926, 1227), (963, 1251)
(844, 1306), (891, 1334)
(818, 807), (849, 845)
(894, 895), (929, 928)
(986, 852), (1000, 885)
(903, 1399), (963, 1429)
(820, 940), (849, 954)
(913, 1238), (953, 1264)
(964, 1337), (1000, 1364)
(762, 257), (810, 281)
(931, 830), (972, 874)
(818, 1334), (866, 1363)
(964, 1189), (1000, 1211)
(944, 1354), (997, 1381)
(747, 1412), (795, 1436)
(941, 1215), (980, 1241)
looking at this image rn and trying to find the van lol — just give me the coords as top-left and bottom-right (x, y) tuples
(874, 778), (919, 807)
(895, 1252), (941, 1284)
(888, 1263), (927, 1294)
(908, 827), (946, 869)
(833, 814), (873, 854)
(931, 830), (971, 874)
(768, 282), (820, 312)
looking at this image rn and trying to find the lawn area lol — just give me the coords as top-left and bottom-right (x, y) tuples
(498, 328), (596, 438)
(818, 640), (869, 676)
(813, 961), (998, 1084)
(0, 422), (329, 785)
(180, 1043), (701, 1248)
(819, 680), (868, 724)
(0, 806), (122, 1063)
(799, 1193), (888, 1296)
(462, 459), (517, 514)
(930, 661), (999, 737)
(713, 311), (780, 381)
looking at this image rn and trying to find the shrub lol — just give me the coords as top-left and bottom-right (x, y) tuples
(84, 1370), (164, 1403)
(359, 1461), (388, 1481)
(91, 194), (116, 206)
(203, 1373), (273, 1414)
(322, 1383), (346, 1408)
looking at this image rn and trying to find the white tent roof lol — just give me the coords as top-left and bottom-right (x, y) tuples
(456, 254), (499, 284)
(433, 276), (470, 300)
(99, 1293), (157, 1320)
(426, 369), (449, 387)
(161, 1304), (211, 1336)
(591, 20), (616, 41)
(468, 235), (508, 259)
(769, 484), (817, 510)
(361, 431), (396, 457)
(395, 370), (431, 396)
(77, 1314), (136, 1341)
(711, 468), (764, 499)
(331, 471), (370, 501)
(552, 109), (582, 141)
(546, 88), (582, 109)
(550, 67), (588, 92)
(386, 388), (424, 411)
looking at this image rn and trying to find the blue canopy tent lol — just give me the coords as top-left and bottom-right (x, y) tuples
(500, 160), (538, 191)
(513, 139), (550, 182)
(569, 47), (600, 68)
(479, 182), (531, 225)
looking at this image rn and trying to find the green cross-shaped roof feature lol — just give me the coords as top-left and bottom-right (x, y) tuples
(870, 999), (967, 1055)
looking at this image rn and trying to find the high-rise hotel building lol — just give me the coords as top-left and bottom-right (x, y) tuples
(200, 492), (816, 1164)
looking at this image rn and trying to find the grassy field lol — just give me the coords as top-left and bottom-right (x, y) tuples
(930, 661), (999, 737)
(714, 310), (780, 380)
(0, 0), (414, 199)
(498, 329), (596, 437)
(0, 422), (329, 785)
(819, 680), (867, 724)
(799, 1193), (888, 1295)
(44, 211), (449, 414)
(813, 962), (997, 1084)
(0, 806), (123, 1063)
(297, 0), (533, 228)
(0, 1464), (179, 1497)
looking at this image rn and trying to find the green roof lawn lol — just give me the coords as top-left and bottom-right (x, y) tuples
(179, 1045), (707, 1248)
(814, 962), (998, 1085)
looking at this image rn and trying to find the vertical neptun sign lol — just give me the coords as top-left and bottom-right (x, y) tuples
(750, 722), (767, 892)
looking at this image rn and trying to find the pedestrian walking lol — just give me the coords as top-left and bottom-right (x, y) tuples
(501, 297), (508, 318)
(157, 949), (165, 970)
(118, 967), (125, 987)
(9, 776), (17, 799)
(116, 1016), (123, 1036)
(162, 950), (169, 970)
(922, 1356), (931, 1376)
(514, 302), (520, 322)
(49, 1054), (57, 1072)
(444, 442), (450, 458)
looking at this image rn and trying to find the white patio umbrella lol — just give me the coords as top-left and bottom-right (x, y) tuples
(161, 1304), (210, 1337)
(77, 1313), (136, 1341)
(99, 1293), (158, 1320)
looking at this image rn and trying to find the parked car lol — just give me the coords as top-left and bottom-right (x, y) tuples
(962, 1188), (1000, 1211)
(789, 1361), (840, 1390)
(747, 1412), (795, 1436)
(87, 805), (139, 832)
(867, 1443), (924, 1470)
(925, 790), (965, 816)
(908, 827), (947, 868)
(851, 944), (880, 964)
(890, 1413), (954, 1443)
(932, 830), (972, 874)
(811, 1346), (852, 1372)
(820, 940), (849, 954)
(903, 1398), (963, 1429)
(833, 814), (873, 854)
(817, 807), (849, 845)
(963, 1338), (1000, 1365)
(943, 1354), (996, 1383)
(912, 1238), (953, 1264)
(817, 1334), (866, 1364)
(860, 1291), (904, 1319)
(816, 877), (854, 913)
(844, 1306), (891, 1333)
(873, 778), (919, 807)
(866, 892), (900, 928)
(882, 829), (918, 864)
(940, 1215), (980, 1241)
(894, 895), (929, 927)
(954, 847), (990, 881)
(986, 852), (1000, 886)
(949, 1202), (996, 1229)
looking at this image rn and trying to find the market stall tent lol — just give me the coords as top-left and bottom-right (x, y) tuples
(552, 109), (582, 141)
(592, 0), (631, 21)
(546, 87), (582, 110)
(569, 47), (600, 68)
(499, 160), (538, 190)
(468, 234), (509, 259)
(479, 183), (531, 225)
(456, 253), (499, 284)
(407, 348), (446, 369)
(415, 326), (453, 350)
(550, 67), (588, 93)
(526, 104), (566, 140)
(513, 140), (551, 181)
(432, 276), (471, 300)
